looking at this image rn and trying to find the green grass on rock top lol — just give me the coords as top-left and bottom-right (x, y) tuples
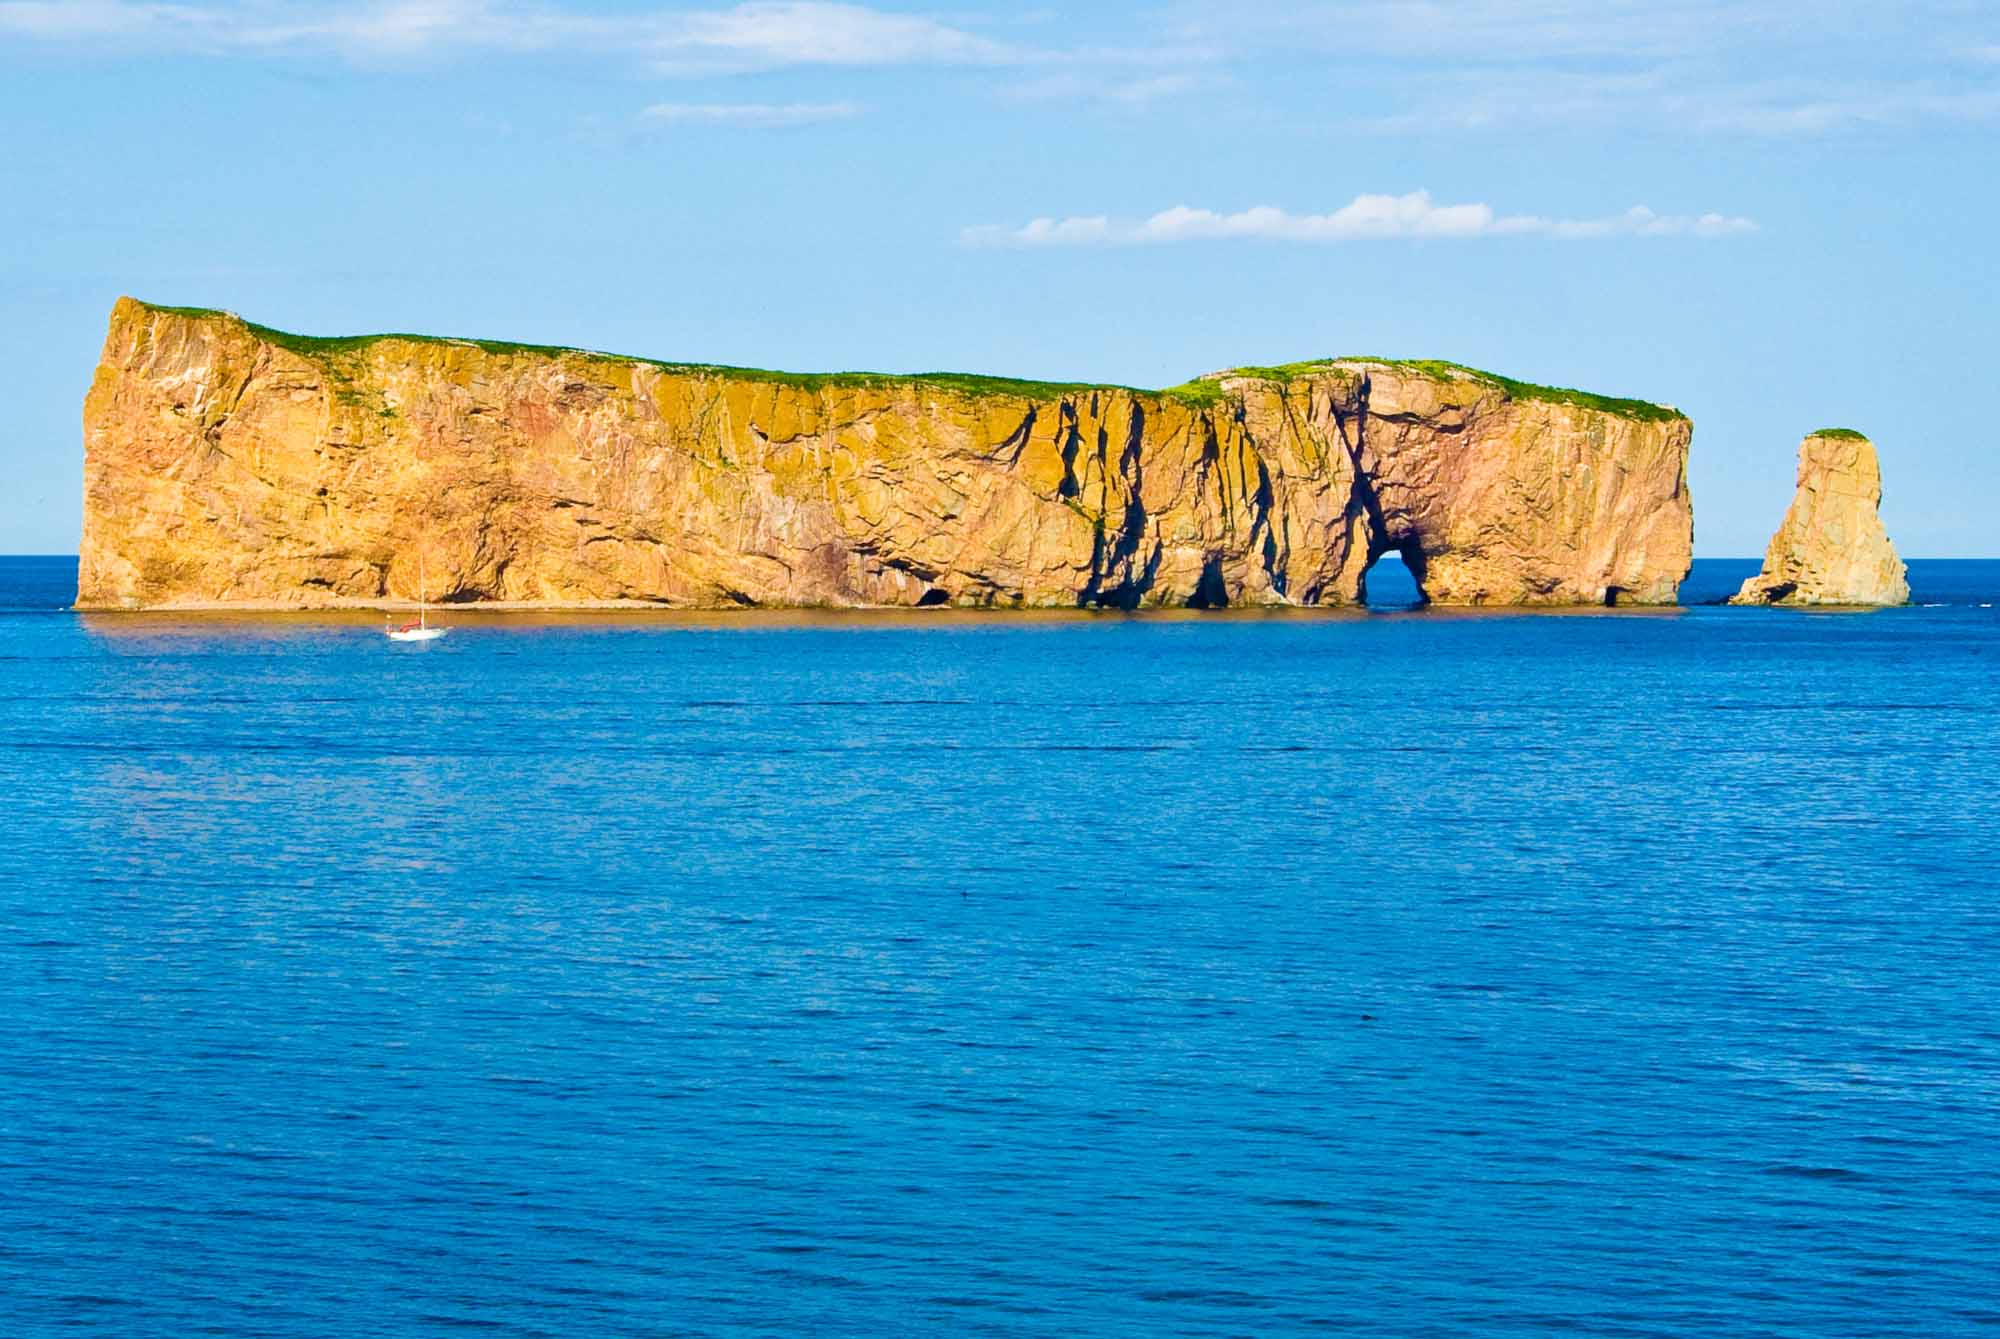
(129, 299), (1682, 421)
(1184, 357), (1686, 423)
(137, 300), (1130, 401)
(1808, 427), (1870, 440)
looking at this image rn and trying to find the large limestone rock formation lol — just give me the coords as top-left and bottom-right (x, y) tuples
(1731, 430), (1908, 607)
(78, 298), (1694, 610)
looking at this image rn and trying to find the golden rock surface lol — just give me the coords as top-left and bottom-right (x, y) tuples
(79, 298), (1694, 610)
(1731, 432), (1908, 607)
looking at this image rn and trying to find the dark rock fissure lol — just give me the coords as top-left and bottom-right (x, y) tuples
(1121, 404), (1146, 479)
(1248, 459), (1281, 595)
(882, 557), (940, 582)
(1059, 416), (1088, 500)
(1000, 408), (1038, 466)
(1079, 404), (1154, 610)
(1186, 556), (1228, 609)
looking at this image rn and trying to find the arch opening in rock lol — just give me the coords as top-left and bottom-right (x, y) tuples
(1359, 543), (1428, 611)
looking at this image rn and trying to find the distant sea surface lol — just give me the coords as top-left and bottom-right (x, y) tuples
(3, 556), (1998, 1337)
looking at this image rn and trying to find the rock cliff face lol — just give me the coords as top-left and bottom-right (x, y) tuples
(79, 298), (1694, 610)
(1731, 431), (1908, 607)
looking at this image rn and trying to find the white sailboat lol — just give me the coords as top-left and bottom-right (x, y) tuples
(387, 552), (448, 642)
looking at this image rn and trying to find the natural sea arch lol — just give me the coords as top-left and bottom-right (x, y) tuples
(1360, 545), (1428, 610)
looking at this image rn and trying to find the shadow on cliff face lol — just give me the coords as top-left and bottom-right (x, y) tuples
(1361, 548), (1428, 612)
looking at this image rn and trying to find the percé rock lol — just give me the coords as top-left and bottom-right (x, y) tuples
(78, 298), (1694, 610)
(1730, 430), (1908, 607)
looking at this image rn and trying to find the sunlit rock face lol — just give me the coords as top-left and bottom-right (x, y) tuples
(78, 298), (1694, 610)
(1731, 431), (1909, 608)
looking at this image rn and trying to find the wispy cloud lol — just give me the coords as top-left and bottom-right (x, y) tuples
(1161, 0), (2000, 136)
(5, 0), (1992, 141)
(640, 99), (859, 127)
(963, 191), (1758, 247)
(1164, 0), (1756, 61)
(1007, 70), (1228, 107)
(1685, 88), (2000, 134)
(0, 0), (572, 52)
(0, 1), (217, 40)
(1355, 72), (2000, 136)
(0, 0), (1020, 69)
(648, 2), (1014, 73)
(1166, 0), (1968, 65)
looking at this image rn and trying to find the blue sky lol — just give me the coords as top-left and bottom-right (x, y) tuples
(2, 0), (1995, 556)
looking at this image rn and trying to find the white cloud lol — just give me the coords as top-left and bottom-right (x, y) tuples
(640, 100), (859, 127)
(1008, 70), (1227, 107)
(6, 0), (1990, 141)
(0, 0), (545, 49)
(1167, 0), (1751, 61)
(1353, 67), (2000, 137)
(1161, 0), (2000, 137)
(0, 1), (215, 39)
(1685, 88), (2000, 133)
(0, 0), (1017, 68)
(1526, 205), (1760, 239)
(963, 191), (1758, 247)
(648, 2), (1013, 73)
(1168, 0), (1968, 65)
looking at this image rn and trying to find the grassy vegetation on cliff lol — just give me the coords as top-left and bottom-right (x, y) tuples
(1156, 380), (1231, 409)
(1180, 357), (1685, 423)
(1809, 427), (1870, 440)
(131, 300), (1679, 419)
(137, 302), (1139, 402)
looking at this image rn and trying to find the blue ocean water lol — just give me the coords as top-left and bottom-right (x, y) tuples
(3, 555), (1998, 1337)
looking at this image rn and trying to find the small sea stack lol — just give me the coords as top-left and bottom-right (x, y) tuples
(1731, 430), (1909, 607)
